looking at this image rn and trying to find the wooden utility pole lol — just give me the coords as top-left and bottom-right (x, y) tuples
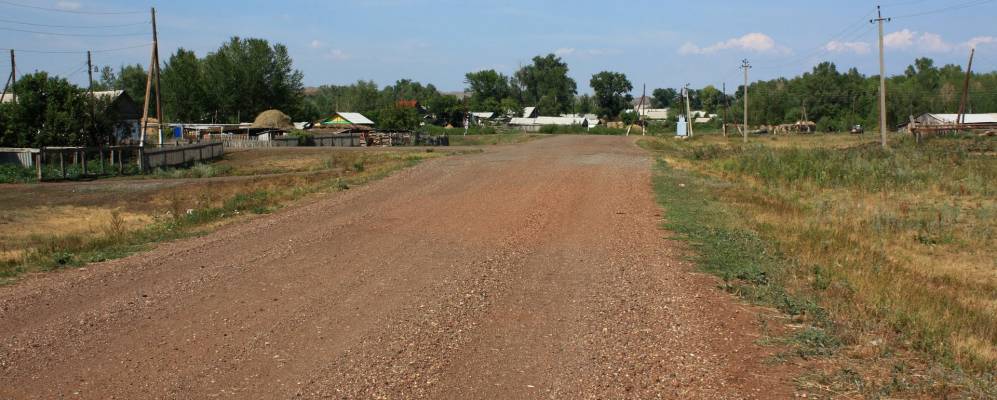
(871, 5), (891, 149)
(87, 51), (97, 142)
(2, 49), (15, 104)
(141, 7), (164, 148)
(957, 48), (975, 127)
(741, 59), (751, 143)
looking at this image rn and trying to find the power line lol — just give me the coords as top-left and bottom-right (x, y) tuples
(0, 26), (147, 37)
(894, 0), (996, 18)
(0, 43), (152, 54)
(0, 0), (144, 15)
(0, 17), (148, 29)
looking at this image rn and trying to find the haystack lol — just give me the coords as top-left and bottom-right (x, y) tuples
(252, 109), (294, 130)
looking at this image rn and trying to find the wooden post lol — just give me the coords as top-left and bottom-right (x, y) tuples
(59, 151), (66, 178)
(81, 149), (88, 176)
(34, 152), (42, 181)
(118, 149), (124, 174)
(99, 147), (105, 175)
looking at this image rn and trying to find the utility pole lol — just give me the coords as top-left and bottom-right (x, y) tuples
(722, 82), (728, 137)
(683, 84), (693, 137)
(957, 47), (975, 127)
(2, 49), (15, 104)
(141, 7), (164, 147)
(741, 59), (751, 143)
(641, 84), (647, 136)
(87, 51), (97, 142)
(871, 5), (891, 149)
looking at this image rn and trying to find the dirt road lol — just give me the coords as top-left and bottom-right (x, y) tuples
(0, 136), (795, 399)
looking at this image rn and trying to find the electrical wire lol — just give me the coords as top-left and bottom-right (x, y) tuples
(0, 43), (152, 54)
(0, 17), (148, 29)
(0, 26), (147, 37)
(0, 0), (144, 15)
(894, 0), (996, 18)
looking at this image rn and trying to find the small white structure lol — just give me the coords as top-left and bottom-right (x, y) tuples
(676, 115), (688, 137)
(522, 107), (539, 118)
(510, 116), (589, 132)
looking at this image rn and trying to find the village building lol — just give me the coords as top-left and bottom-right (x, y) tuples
(320, 112), (375, 127)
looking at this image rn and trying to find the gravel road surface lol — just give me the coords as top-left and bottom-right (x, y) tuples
(0, 135), (796, 399)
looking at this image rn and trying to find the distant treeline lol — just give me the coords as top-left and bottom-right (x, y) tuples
(4, 36), (996, 148)
(679, 58), (997, 131)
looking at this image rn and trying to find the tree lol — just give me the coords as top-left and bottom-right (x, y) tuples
(200, 37), (304, 123)
(161, 48), (206, 122)
(590, 71), (633, 120)
(0, 72), (116, 147)
(465, 70), (513, 114)
(372, 106), (421, 130)
(515, 54), (577, 115)
(652, 88), (678, 108)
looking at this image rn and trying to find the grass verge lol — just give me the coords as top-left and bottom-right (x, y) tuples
(643, 134), (996, 398)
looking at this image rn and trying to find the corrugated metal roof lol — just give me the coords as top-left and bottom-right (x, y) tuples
(923, 113), (997, 124)
(510, 117), (538, 126)
(471, 112), (495, 119)
(523, 107), (537, 118)
(337, 112), (375, 125)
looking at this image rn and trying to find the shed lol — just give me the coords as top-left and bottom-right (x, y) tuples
(902, 113), (997, 132)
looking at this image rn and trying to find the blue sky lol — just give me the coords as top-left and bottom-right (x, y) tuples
(2, 0), (996, 94)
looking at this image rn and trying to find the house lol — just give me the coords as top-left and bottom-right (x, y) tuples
(469, 112), (495, 126)
(902, 113), (997, 132)
(522, 107), (539, 118)
(94, 90), (144, 143)
(320, 112), (375, 127)
(0, 93), (15, 103)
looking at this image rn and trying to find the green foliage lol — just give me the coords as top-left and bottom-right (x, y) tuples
(189, 37), (305, 123)
(0, 164), (36, 183)
(465, 70), (518, 115)
(652, 88), (679, 108)
(0, 72), (119, 147)
(731, 58), (997, 130)
(590, 71), (634, 120)
(515, 54), (578, 116)
(620, 110), (638, 125)
(371, 106), (421, 130)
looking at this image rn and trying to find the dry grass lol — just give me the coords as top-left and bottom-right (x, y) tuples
(641, 133), (997, 396)
(0, 148), (461, 284)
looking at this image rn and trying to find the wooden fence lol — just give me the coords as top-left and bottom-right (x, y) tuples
(143, 142), (224, 170)
(214, 136), (300, 149)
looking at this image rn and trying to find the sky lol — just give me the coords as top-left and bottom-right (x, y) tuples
(2, 0), (996, 95)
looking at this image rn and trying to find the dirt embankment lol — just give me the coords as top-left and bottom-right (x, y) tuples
(0, 136), (799, 399)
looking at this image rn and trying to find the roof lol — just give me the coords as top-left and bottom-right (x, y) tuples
(332, 112), (375, 125)
(644, 109), (670, 120)
(632, 96), (651, 107)
(523, 107), (538, 118)
(0, 93), (15, 103)
(918, 113), (997, 124)
(471, 112), (495, 119)
(512, 117), (589, 126)
(93, 90), (124, 100)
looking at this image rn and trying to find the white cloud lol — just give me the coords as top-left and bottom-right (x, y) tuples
(884, 30), (954, 52)
(824, 40), (871, 54)
(918, 32), (953, 52)
(310, 40), (324, 49)
(325, 49), (350, 61)
(56, 1), (81, 10)
(965, 36), (997, 49)
(884, 29), (916, 49)
(554, 47), (575, 56)
(679, 33), (789, 55)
